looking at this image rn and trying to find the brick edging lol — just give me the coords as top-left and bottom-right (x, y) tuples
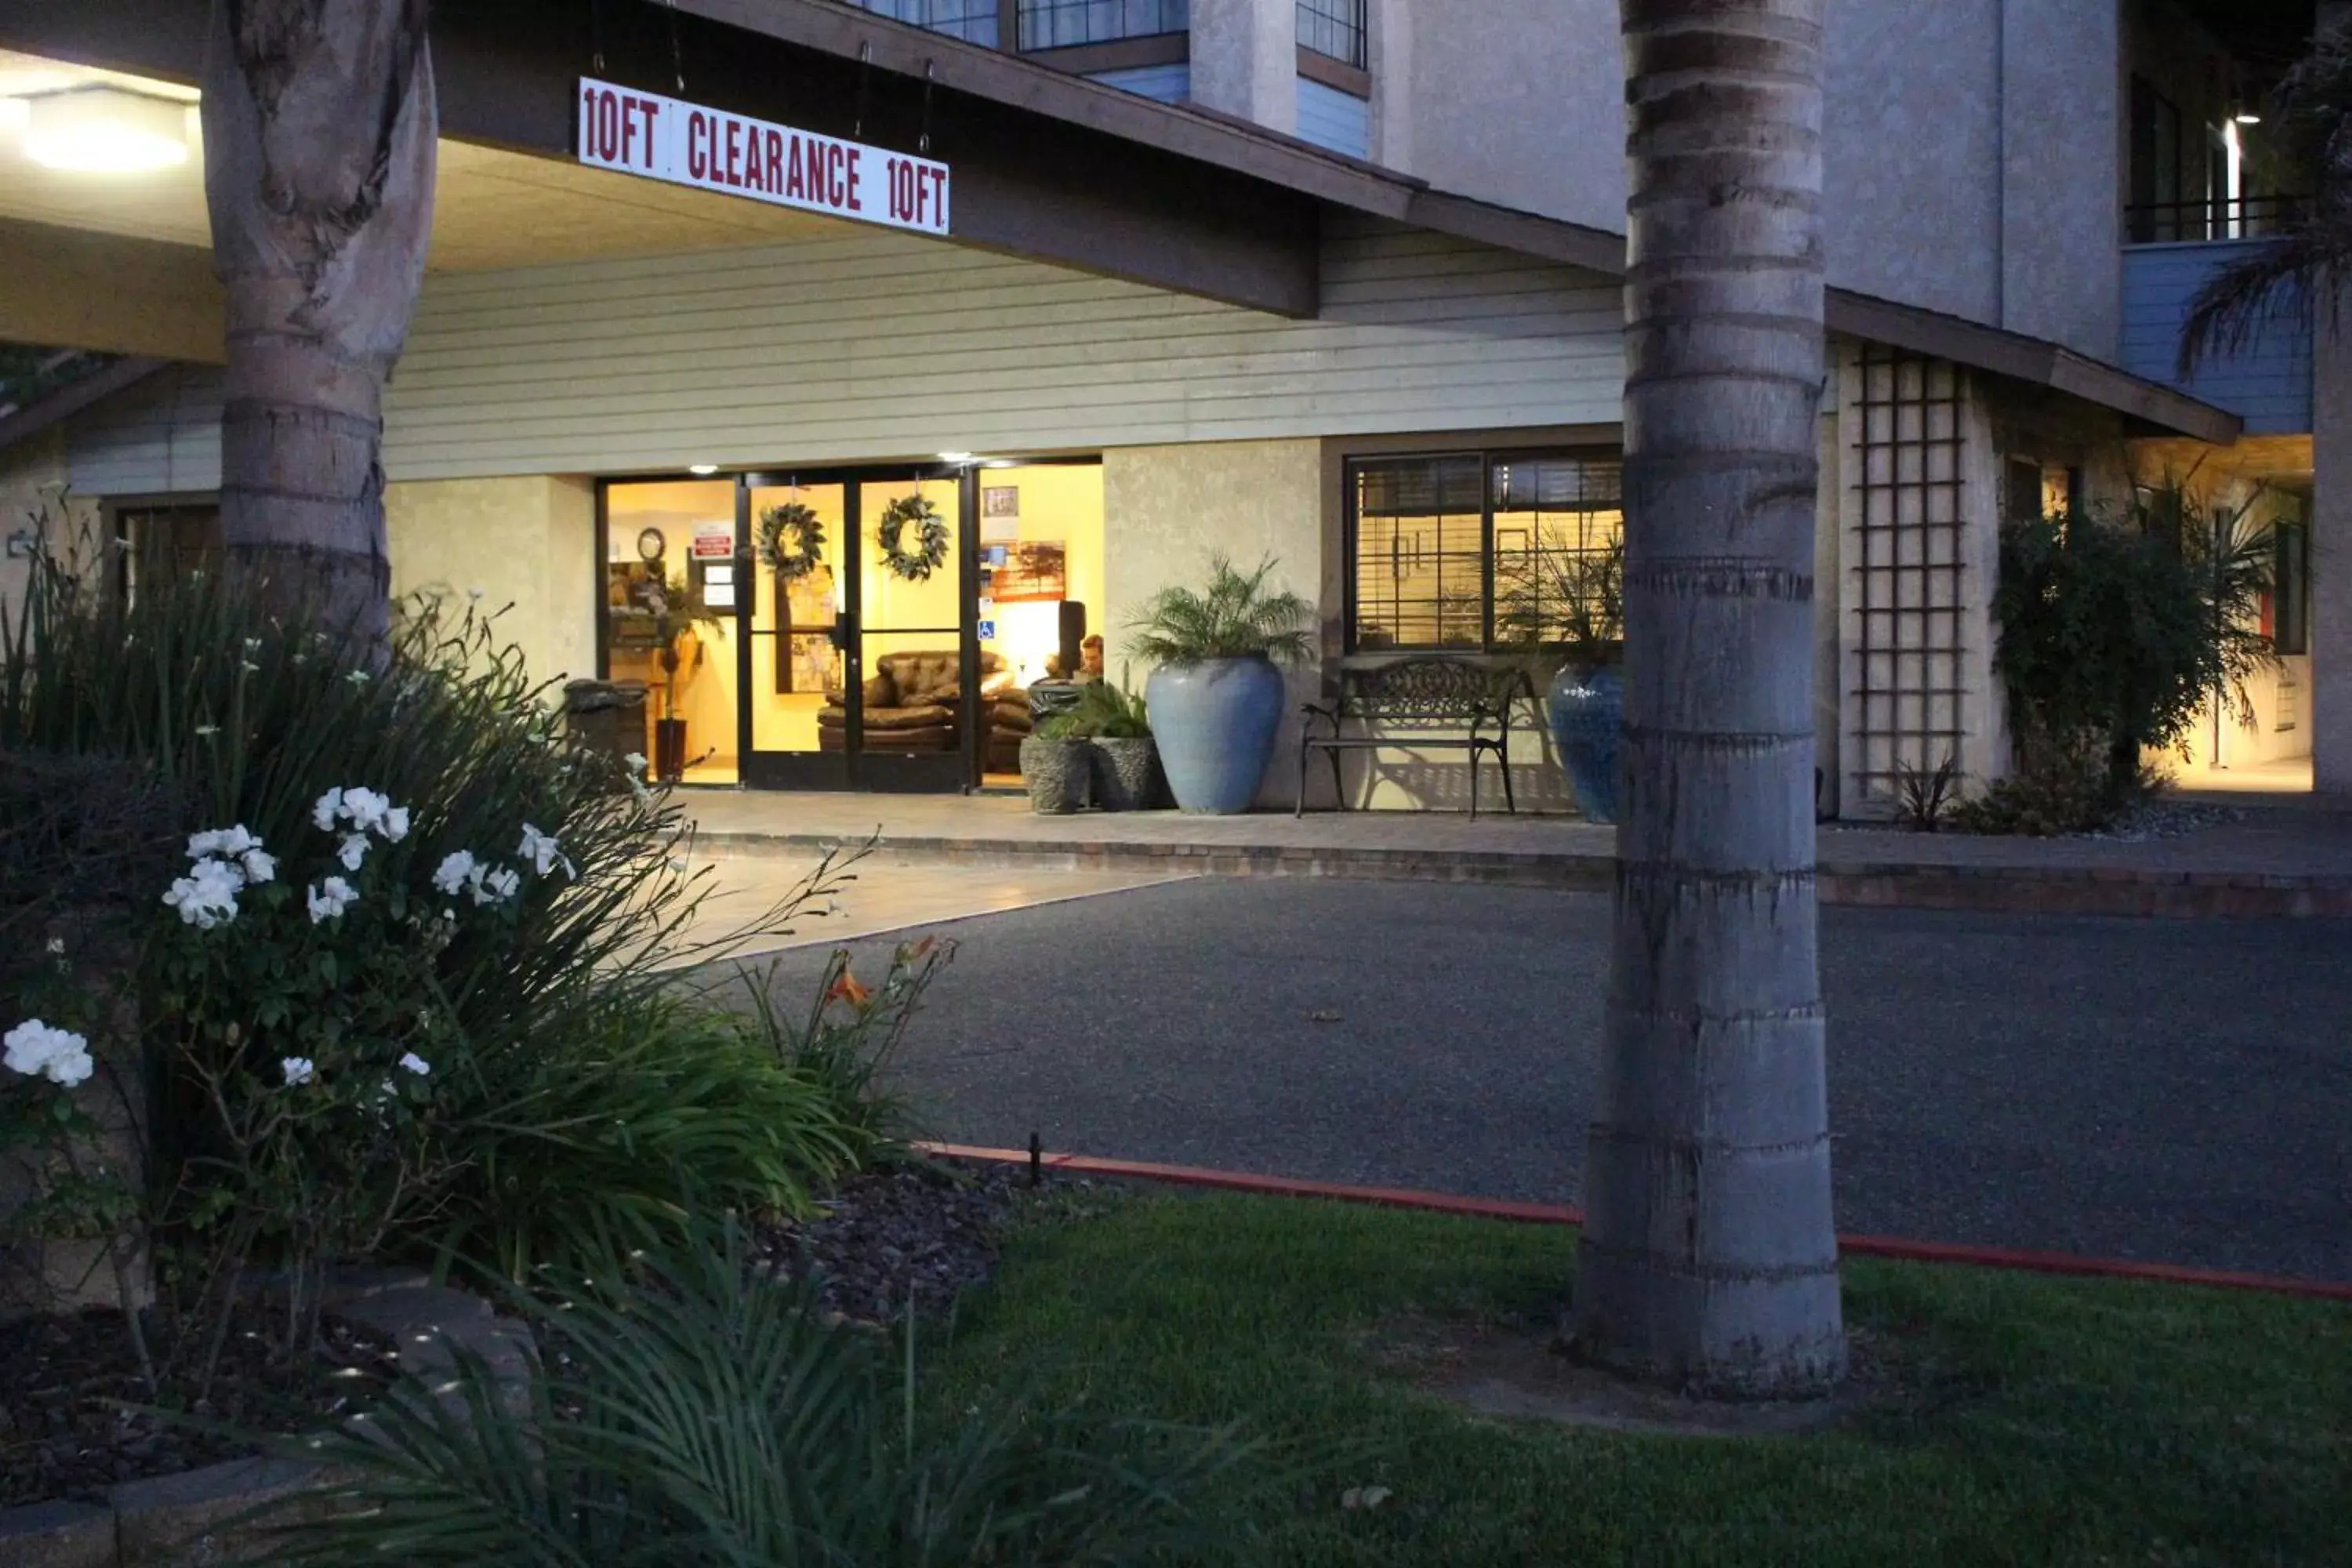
(0, 1274), (530, 1566)
(699, 830), (2352, 918)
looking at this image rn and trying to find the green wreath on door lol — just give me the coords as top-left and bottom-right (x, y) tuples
(757, 502), (826, 581)
(877, 494), (950, 583)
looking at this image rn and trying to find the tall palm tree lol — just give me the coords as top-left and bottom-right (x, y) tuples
(201, 0), (437, 645)
(2180, 17), (2352, 373)
(1569, 0), (1846, 1396)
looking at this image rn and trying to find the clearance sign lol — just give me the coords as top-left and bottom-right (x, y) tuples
(575, 78), (951, 237)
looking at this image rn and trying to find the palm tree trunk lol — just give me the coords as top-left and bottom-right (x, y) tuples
(1571, 0), (1846, 1396)
(202, 0), (437, 648)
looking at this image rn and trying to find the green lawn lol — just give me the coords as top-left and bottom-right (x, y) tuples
(924, 1192), (2352, 1566)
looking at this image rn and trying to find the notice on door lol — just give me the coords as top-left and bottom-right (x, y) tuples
(576, 78), (950, 236)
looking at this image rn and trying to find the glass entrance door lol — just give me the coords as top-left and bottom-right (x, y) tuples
(851, 472), (975, 792)
(739, 480), (851, 789)
(735, 469), (978, 790)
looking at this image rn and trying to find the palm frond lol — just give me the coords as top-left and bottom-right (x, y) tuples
(2176, 224), (2350, 375)
(1128, 554), (1315, 666)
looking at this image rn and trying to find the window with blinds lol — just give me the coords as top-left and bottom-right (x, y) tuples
(1348, 452), (1624, 652)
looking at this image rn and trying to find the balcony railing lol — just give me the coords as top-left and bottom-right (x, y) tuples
(2125, 194), (2307, 245)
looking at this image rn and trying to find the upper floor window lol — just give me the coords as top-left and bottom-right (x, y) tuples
(1298, 0), (1366, 68)
(840, 0), (1000, 47)
(1348, 452), (1623, 652)
(1018, 0), (1189, 51)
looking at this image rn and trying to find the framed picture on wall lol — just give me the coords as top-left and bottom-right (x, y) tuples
(993, 541), (1066, 603)
(980, 485), (1021, 545)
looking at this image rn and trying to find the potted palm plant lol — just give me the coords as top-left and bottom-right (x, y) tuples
(1130, 555), (1313, 815)
(641, 571), (724, 783)
(1501, 534), (1625, 822)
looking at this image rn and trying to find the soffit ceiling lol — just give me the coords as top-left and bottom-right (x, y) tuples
(0, 49), (855, 274)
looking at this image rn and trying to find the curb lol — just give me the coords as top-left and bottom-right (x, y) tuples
(700, 830), (2352, 919)
(919, 1141), (2352, 1305)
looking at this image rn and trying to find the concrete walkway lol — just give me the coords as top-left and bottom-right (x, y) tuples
(684, 789), (2352, 916)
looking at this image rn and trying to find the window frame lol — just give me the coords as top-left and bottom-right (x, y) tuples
(1342, 446), (1623, 656)
(1296, 0), (1367, 70)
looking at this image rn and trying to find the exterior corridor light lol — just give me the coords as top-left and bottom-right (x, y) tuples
(21, 88), (190, 174)
(688, 463), (718, 475)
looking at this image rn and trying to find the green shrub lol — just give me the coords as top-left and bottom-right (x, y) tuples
(1036, 679), (1150, 742)
(730, 937), (953, 1160)
(1986, 488), (2274, 826)
(0, 558), (873, 1334)
(258, 1221), (1266, 1567)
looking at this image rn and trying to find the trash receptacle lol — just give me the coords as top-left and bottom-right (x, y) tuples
(563, 679), (649, 778)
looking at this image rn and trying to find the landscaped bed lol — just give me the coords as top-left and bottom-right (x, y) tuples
(922, 1189), (2352, 1566)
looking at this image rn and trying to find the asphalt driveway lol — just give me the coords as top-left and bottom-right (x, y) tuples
(714, 878), (2352, 1283)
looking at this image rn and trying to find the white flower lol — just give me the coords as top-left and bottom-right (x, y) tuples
(398, 1052), (430, 1076)
(244, 637), (263, 653)
(163, 858), (245, 928)
(478, 866), (521, 905)
(194, 724), (220, 738)
(307, 876), (357, 924)
(517, 823), (568, 877)
(346, 669), (369, 686)
(281, 1057), (316, 1087)
(45, 938), (64, 956)
(240, 661), (260, 673)
(313, 789), (343, 831)
(466, 586), (486, 601)
(240, 848), (277, 884)
(431, 851), (477, 895)
(339, 788), (392, 834)
(623, 753), (648, 773)
(382, 806), (411, 843)
(5, 1020), (93, 1087)
(336, 833), (370, 873)
(188, 826), (259, 859)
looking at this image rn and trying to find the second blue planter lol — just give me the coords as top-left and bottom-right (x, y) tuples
(1546, 664), (1625, 825)
(1145, 655), (1287, 815)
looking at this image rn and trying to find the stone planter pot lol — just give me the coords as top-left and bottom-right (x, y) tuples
(1546, 664), (1625, 824)
(1019, 735), (1091, 814)
(1145, 655), (1287, 815)
(1087, 736), (1163, 811)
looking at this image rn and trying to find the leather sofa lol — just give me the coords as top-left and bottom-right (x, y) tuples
(818, 649), (1032, 769)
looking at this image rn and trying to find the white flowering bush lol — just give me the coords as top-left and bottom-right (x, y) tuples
(6, 558), (877, 1317)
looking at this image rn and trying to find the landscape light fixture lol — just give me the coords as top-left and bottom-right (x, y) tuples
(20, 87), (189, 174)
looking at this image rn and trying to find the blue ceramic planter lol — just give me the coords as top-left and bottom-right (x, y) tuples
(1145, 655), (1287, 815)
(1546, 664), (1624, 824)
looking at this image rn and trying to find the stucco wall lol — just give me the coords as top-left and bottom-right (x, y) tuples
(1103, 438), (1322, 809)
(1385, 0), (2121, 360)
(1189, 0), (1296, 134)
(385, 475), (597, 693)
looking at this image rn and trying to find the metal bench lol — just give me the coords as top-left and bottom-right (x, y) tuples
(1297, 655), (1534, 818)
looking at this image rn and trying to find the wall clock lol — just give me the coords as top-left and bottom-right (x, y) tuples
(636, 527), (666, 562)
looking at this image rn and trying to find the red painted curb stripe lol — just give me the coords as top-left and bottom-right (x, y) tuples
(915, 1141), (2352, 1305)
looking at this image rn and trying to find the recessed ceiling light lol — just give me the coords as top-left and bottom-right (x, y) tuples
(938, 452), (976, 465)
(21, 87), (188, 174)
(688, 463), (718, 475)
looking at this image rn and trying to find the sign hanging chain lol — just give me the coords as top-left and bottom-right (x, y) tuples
(853, 41), (873, 140)
(664, 0), (685, 93)
(588, 0), (605, 74)
(919, 60), (935, 157)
